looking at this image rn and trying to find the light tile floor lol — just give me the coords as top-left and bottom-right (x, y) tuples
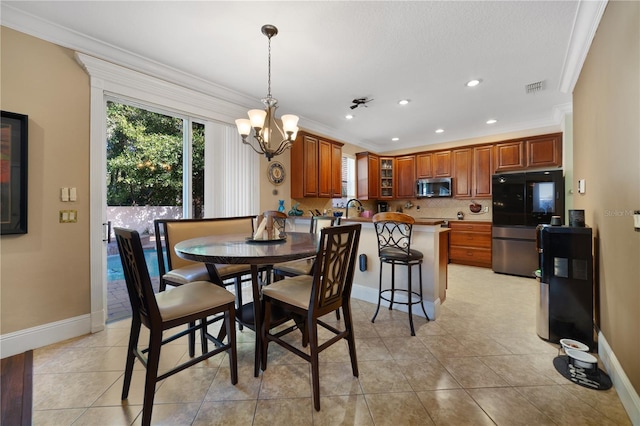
(32, 265), (631, 425)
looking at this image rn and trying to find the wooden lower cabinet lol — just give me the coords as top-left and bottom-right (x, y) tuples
(448, 221), (492, 268)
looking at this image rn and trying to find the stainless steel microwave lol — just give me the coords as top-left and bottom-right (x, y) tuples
(416, 178), (452, 198)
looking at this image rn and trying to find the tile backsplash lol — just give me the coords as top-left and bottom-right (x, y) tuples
(290, 197), (492, 221)
(398, 197), (492, 220)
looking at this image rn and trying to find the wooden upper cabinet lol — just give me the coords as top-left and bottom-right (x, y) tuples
(452, 145), (493, 199)
(330, 141), (343, 198)
(473, 145), (493, 198)
(356, 152), (379, 200)
(495, 133), (562, 172)
(416, 153), (433, 178)
(452, 148), (472, 198)
(318, 139), (333, 198)
(379, 157), (395, 199)
(433, 150), (452, 177)
(291, 133), (318, 198)
(395, 155), (416, 199)
(527, 134), (562, 169)
(494, 141), (525, 172)
(291, 132), (342, 198)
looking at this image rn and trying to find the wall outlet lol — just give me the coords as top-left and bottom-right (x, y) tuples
(484, 206), (489, 213)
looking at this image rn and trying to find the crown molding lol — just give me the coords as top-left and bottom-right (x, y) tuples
(559, 0), (608, 94)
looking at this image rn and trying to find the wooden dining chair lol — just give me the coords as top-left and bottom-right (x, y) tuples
(257, 210), (288, 240)
(114, 227), (237, 426)
(272, 216), (337, 279)
(261, 223), (362, 411)
(272, 215), (343, 321)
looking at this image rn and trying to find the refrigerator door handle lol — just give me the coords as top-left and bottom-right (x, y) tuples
(535, 224), (544, 253)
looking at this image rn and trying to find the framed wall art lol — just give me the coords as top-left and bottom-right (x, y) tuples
(1, 111), (28, 235)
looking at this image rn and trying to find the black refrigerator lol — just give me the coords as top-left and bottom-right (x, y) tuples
(535, 225), (594, 350)
(492, 170), (564, 277)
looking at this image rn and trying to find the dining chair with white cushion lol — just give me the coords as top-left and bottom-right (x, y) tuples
(114, 227), (237, 426)
(261, 223), (361, 411)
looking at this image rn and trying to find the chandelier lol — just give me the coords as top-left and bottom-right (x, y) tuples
(235, 24), (299, 161)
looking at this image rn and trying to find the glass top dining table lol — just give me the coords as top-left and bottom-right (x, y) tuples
(174, 231), (319, 267)
(174, 231), (319, 376)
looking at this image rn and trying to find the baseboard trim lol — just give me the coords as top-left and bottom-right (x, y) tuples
(0, 315), (91, 359)
(598, 331), (640, 424)
(351, 283), (441, 320)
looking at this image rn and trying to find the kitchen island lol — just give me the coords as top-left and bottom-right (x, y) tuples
(288, 216), (450, 320)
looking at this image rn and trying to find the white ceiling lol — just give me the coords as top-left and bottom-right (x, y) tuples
(2, 1), (605, 153)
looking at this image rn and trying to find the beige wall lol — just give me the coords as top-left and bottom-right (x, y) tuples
(573, 0), (640, 393)
(0, 27), (91, 333)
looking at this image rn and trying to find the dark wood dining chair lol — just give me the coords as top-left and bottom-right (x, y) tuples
(261, 223), (362, 411)
(114, 227), (237, 426)
(370, 212), (430, 336)
(272, 215), (342, 321)
(272, 216), (337, 279)
(257, 210), (288, 240)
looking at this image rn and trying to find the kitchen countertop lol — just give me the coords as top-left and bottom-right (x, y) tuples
(339, 216), (492, 225)
(340, 217), (447, 226)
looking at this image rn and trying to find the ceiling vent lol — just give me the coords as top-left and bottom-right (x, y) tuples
(525, 80), (545, 94)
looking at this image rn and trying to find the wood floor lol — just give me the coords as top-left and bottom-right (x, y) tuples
(1, 350), (33, 425)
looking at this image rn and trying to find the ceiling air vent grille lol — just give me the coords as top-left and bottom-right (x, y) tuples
(525, 80), (545, 94)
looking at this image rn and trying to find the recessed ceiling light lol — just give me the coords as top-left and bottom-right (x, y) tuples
(435, 129), (444, 133)
(345, 114), (354, 120)
(486, 119), (497, 124)
(466, 79), (481, 87)
(391, 137), (399, 142)
(398, 99), (409, 105)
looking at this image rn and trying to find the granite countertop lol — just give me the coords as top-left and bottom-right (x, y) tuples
(339, 216), (492, 225)
(340, 217), (447, 226)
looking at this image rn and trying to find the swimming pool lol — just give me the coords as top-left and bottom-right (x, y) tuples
(107, 248), (163, 281)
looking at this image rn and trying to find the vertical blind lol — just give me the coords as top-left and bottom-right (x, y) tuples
(205, 122), (259, 218)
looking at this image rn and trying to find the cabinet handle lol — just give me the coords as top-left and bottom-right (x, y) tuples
(466, 251), (473, 256)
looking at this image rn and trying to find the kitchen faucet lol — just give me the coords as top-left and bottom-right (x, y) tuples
(345, 198), (363, 219)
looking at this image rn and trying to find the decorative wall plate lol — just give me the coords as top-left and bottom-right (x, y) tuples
(268, 161), (285, 185)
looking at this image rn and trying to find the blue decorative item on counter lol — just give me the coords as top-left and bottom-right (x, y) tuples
(278, 200), (285, 213)
(288, 202), (303, 216)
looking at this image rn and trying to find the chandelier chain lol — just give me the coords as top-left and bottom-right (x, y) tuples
(267, 36), (272, 99)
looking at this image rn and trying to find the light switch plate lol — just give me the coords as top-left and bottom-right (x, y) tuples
(61, 187), (69, 202)
(69, 187), (77, 201)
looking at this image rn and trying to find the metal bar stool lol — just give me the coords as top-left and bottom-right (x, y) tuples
(371, 212), (430, 335)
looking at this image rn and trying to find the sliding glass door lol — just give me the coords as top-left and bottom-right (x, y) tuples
(105, 100), (208, 321)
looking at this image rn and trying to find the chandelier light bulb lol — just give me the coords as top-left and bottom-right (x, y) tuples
(281, 114), (299, 134)
(235, 119), (251, 136)
(248, 109), (267, 129)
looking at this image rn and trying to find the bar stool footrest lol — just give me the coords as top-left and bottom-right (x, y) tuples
(379, 289), (424, 306)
